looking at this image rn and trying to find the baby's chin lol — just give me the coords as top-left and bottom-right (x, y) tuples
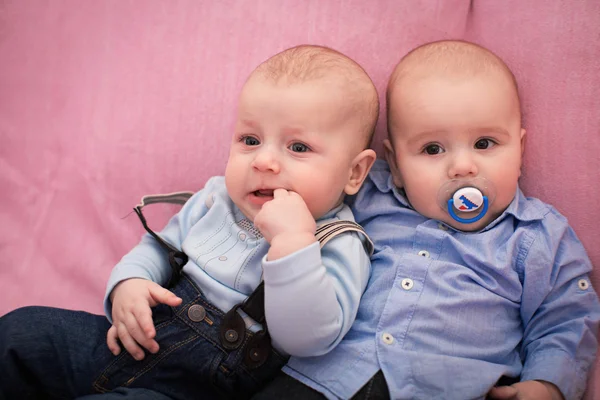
(412, 205), (493, 232)
(437, 209), (503, 232)
(444, 218), (488, 232)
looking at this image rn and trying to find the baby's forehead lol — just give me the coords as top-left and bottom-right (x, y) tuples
(389, 72), (521, 124)
(398, 69), (516, 97)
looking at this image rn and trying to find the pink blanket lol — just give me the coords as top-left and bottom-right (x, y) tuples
(1, 0), (598, 397)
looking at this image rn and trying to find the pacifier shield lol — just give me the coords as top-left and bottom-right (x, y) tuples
(452, 187), (483, 212)
(437, 177), (497, 212)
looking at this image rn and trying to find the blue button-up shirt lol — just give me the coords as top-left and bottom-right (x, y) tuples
(284, 160), (600, 400)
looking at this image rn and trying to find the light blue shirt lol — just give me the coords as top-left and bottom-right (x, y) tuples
(284, 160), (600, 400)
(104, 177), (371, 357)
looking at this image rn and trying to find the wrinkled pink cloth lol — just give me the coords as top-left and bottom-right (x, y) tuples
(0, 1), (598, 397)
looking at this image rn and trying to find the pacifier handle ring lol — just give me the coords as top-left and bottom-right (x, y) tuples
(447, 196), (489, 224)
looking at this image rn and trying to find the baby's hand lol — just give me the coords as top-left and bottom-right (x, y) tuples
(487, 380), (564, 400)
(107, 278), (182, 360)
(254, 189), (316, 260)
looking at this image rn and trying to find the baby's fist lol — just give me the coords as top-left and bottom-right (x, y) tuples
(254, 189), (316, 243)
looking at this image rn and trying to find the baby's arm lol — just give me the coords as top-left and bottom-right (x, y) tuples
(514, 209), (600, 399)
(102, 181), (216, 357)
(255, 190), (370, 357)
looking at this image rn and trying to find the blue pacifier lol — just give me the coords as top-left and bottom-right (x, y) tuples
(437, 178), (496, 224)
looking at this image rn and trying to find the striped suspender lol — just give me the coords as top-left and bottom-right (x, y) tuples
(316, 220), (374, 256)
(133, 192), (194, 288)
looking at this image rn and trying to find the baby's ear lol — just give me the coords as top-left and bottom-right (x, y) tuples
(344, 149), (377, 195)
(383, 139), (404, 188)
(518, 128), (527, 177)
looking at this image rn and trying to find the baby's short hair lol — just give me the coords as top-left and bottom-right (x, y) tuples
(386, 40), (521, 129)
(253, 45), (379, 149)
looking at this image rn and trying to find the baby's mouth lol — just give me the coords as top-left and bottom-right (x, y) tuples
(253, 189), (274, 197)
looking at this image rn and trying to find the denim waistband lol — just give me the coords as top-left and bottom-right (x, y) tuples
(167, 274), (229, 340)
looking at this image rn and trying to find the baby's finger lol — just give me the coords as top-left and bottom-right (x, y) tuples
(487, 385), (518, 400)
(117, 322), (146, 361)
(273, 188), (289, 198)
(125, 313), (159, 354)
(131, 309), (159, 354)
(106, 325), (121, 356)
(286, 190), (302, 200)
(131, 304), (156, 339)
(148, 284), (182, 307)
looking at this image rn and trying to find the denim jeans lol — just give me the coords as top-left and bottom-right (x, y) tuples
(0, 275), (287, 400)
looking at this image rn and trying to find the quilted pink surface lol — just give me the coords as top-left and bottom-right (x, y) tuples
(1, 1), (598, 397)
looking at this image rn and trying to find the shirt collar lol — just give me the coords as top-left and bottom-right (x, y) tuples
(369, 160), (411, 207)
(500, 187), (546, 223)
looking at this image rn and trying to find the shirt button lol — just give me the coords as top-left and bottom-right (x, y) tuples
(401, 278), (414, 290)
(239, 233), (247, 241)
(382, 332), (395, 345)
(438, 223), (448, 231)
(578, 279), (590, 290)
(418, 250), (430, 258)
(219, 255), (227, 261)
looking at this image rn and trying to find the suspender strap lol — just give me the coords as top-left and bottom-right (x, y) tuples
(315, 220), (374, 256)
(132, 192), (373, 323)
(133, 192), (194, 287)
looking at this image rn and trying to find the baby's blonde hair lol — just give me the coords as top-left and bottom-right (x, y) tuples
(252, 45), (379, 149)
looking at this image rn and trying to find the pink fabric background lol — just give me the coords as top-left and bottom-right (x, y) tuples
(1, 0), (598, 397)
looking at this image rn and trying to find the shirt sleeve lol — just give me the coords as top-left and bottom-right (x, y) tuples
(518, 208), (600, 400)
(103, 178), (219, 321)
(262, 230), (371, 357)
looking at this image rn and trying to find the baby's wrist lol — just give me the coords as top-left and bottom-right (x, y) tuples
(267, 231), (316, 260)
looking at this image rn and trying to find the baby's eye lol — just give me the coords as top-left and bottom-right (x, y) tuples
(423, 144), (444, 155)
(289, 142), (310, 153)
(474, 138), (495, 150)
(242, 136), (260, 146)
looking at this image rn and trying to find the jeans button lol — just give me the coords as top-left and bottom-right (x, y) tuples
(187, 305), (206, 322)
(225, 329), (239, 343)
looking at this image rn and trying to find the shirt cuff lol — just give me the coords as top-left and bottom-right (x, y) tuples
(262, 241), (321, 284)
(520, 350), (587, 400)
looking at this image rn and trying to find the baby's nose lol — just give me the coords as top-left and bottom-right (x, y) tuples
(448, 153), (478, 178)
(252, 149), (281, 173)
